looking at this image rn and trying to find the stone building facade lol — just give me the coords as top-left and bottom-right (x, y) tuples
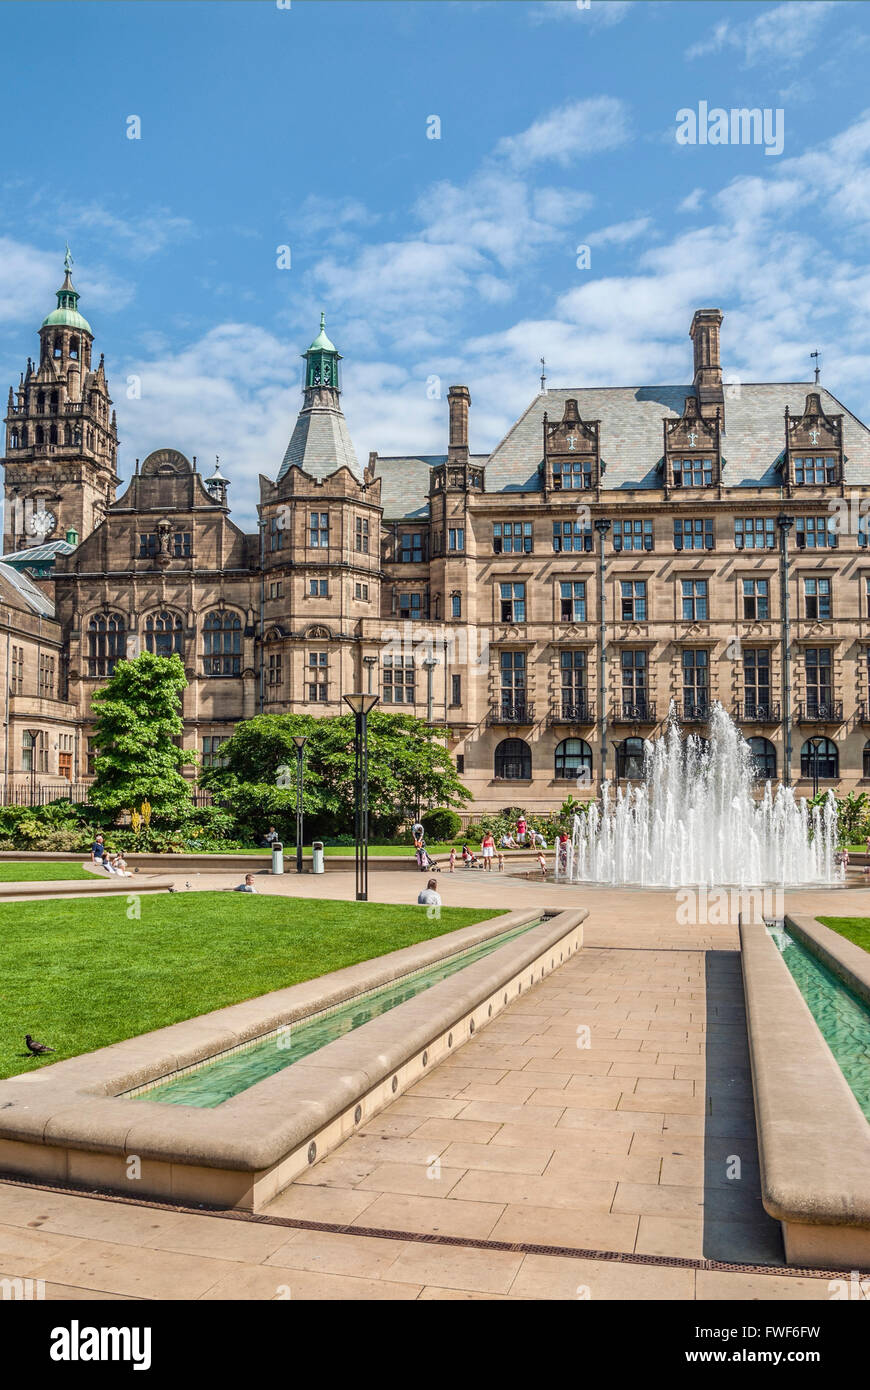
(4, 257), (870, 809)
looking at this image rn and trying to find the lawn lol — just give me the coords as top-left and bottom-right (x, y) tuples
(817, 918), (870, 953)
(0, 861), (96, 882)
(0, 893), (504, 1079)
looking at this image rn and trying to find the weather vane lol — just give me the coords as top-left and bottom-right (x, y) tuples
(810, 349), (821, 384)
(540, 356), (547, 393)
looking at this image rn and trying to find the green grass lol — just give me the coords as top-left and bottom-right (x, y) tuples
(0, 893), (504, 1079)
(817, 918), (870, 953)
(0, 861), (96, 882)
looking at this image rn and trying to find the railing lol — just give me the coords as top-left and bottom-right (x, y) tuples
(734, 702), (781, 723)
(0, 783), (214, 808)
(860, 703), (870, 726)
(796, 701), (843, 724)
(675, 702), (710, 724)
(488, 702), (535, 726)
(611, 701), (656, 723)
(549, 701), (595, 725)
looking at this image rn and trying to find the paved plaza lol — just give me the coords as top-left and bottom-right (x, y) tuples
(0, 868), (866, 1300)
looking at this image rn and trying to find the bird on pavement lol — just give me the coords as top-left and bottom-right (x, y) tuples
(25, 1034), (54, 1055)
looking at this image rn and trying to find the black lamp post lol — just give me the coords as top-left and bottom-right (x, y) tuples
(808, 735), (824, 799)
(293, 734), (307, 874)
(343, 692), (380, 901)
(25, 728), (41, 806)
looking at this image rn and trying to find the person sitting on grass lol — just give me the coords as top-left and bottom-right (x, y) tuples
(417, 878), (441, 906)
(231, 873), (258, 893)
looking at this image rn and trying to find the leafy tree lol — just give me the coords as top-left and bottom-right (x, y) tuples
(88, 652), (195, 819)
(200, 711), (469, 841)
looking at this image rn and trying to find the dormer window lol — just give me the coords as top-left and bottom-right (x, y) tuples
(784, 394), (843, 493)
(544, 399), (600, 493)
(552, 457), (592, 490)
(794, 456), (837, 486)
(663, 396), (721, 492)
(673, 457), (714, 488)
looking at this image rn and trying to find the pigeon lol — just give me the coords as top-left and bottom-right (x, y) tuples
(167, 886), (176, 893)
(185, 882), (192, 890)
(25, 1035), (54, 1056)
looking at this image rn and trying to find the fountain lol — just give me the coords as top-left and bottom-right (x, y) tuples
(558, 703), (839, 887)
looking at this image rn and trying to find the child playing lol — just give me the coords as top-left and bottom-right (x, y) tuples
(537, 850), (547, 878)
(497, 851), (504, 873)
(449, 847), (456, 874)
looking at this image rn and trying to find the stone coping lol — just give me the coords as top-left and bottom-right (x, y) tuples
(0, 876), (174, 899)
(740, 916), (870, 1244)
(0, 906), (584, 1176)
(787, 913), (870, 1010)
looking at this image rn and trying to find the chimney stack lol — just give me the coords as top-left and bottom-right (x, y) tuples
(689, 309), (724, 417)
(447, 385), (471, 461)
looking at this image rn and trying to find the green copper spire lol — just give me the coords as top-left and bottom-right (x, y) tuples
(41, 245), (93, 335)
(302, 312), (341, 391)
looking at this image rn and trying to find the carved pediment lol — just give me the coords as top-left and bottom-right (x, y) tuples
(544, 398), (599, 458)
(664, 395), (720, 453)
(786, 392), (843, 452)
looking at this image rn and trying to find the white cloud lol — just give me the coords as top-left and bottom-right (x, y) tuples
(0, 237), (131, 326)
(494, 97), (631, 168)
(678, 187), (705, 213)
(60, 203), (195, 259)
(686, 1), (838, 66)
(529, 1), (634, 28)
(587, 217), (651, 247)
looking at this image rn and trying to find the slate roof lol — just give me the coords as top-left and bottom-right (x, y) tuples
(369, 382), (870, 517)
(277, 401), (361, 484)
(0, 561), (56, 617)
(2, 540), (75, 564)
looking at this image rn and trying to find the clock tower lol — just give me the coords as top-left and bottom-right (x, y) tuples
(2, 247), (120, 554)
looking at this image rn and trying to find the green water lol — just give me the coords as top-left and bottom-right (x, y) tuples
(135, 916), (547, 1109)
(768, 925), (870, 1123)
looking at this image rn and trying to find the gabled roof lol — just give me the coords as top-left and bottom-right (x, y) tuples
(0, 561), (56, 617)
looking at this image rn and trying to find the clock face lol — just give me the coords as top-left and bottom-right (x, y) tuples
(26, 507), (56, 539)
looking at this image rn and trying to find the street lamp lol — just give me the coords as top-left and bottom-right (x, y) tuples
(343, 692), (380, 901)
(25, 728), (41, 806)
(293, 734), (307, 874)
(808, 735), (825, 799)
(363, 654), (377, 694)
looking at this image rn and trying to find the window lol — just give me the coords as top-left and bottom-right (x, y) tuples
(201, 735), (230, 769)
(616, 737), (645, 782)
(674, 518), (714, 551)
(456, 753), (465, 775)
(270, 515), (284, 552)
(744, 650), (771, 715)
(742, 579), (769, 620)
(735, 517), (776, 550)
(88, 613), (126, 677)
(398, 591), (423, 620)
(38, 654), (55, 697)
(500, 583), (526, 623)
(172, 532), (192, 558)
(308, 651), (328, 702)
(804, 577), (832, 620)
(621, 581), (647, 621)
(22, 730), (47, 773)
(560, 581), (586, 622)
(451, 674), (461, 706)
(493, 521), (532, 554)
(672, 458), (714, 487)
(795, 516), (836, 549)
(794, 456), (837, 485)
(681, 580), (708, 621)
(448, 527), (465, 551)
(864, 740), (870, 779)
(553, 520), (593, 553)
(269, 581), (283, 600)
(383, 655), (415, 704)
(682, 649), (709, 714)
(400, 531), (423, 563)
(555, 738), (592, 781)
(139, 533), (158, 558)
(309, 579), (328, 597)
(800, 737), (838, 779)
(268, 653), (283, 687)
(451, 592), (462, 619)
(354, 582), (369, 600)
(748, 737), (777, 782)
(613, 519), (653, 552)
(86, 737), (96, 776)
(145, 611), (183, 657)
(805, 648), (832, 715)
(500, 651), (526, 715)
(621, 650), (648, 714)
(552, 458), (592, 489)
(10, 645), (23, 695)
(309, 512), (329, 548)
(560, 650), (587, 715)
(494, 738), (531, 780)
(355, 516), (369, 553)
(203, 611), (241, 676)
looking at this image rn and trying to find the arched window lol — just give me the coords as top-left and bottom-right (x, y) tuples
(88, 612), (126, 677)
(35, 426), (43, 446)
(69, 337), (79, 360)
(800, 737), (838, 780)
(748, 736), (776, 783)
(145, 611), (183, 657)
(203, 610), (241, 676)
(494, 738), (531, 781)
(555, 738), (592, 782)
(616, 737), (645, 782)
(37, 391), (45, 412)
(864, 741), (870, 779)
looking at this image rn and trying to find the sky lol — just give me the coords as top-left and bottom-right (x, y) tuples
(2, 0), (870, 529)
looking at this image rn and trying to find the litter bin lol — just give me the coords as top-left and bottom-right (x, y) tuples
(312, 841), (325, 874)
(271, 842), (284, 875)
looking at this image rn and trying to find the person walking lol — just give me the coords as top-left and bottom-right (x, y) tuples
(417, 878), (441, 906)
(480, 830), (496, 871)
(497, 851), (504, 873)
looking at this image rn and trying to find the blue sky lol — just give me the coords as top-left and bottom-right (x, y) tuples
(2, 0), (870, 527)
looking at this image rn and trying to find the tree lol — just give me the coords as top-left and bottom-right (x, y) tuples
(200, 711), (470, 841)
(88, 652), (195, 819)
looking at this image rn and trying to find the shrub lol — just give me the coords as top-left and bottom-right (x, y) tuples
(422, 807), (461, 841)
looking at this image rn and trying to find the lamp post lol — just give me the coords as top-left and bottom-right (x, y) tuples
(363, 654), (377, 694)
(343, 692), (379, 901)
(293, 734), (307, 874)
(808, 735), (825, 799)
(25, 727), (41, 806)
